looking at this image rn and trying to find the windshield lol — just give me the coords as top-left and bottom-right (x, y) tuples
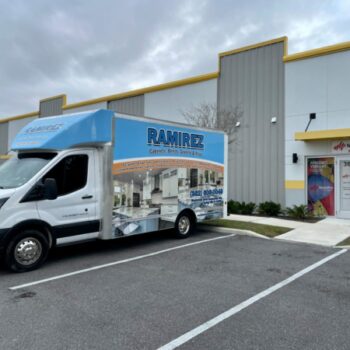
(0, 153), (56, 189)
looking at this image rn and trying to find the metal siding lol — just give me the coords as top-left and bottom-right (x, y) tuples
(218, 41), (285, 204)
(40, 96), (64, 117)
(0, 122), (9, 154)
(108, 95), (144, 116)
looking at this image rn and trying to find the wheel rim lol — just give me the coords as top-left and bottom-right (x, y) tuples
(14, 237), (42, 266)
(178, 216), (190, 235)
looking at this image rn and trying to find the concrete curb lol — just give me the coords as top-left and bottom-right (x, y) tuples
(198, 224), (270, 240)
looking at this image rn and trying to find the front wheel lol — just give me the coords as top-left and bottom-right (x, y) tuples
(4, 230), (49, 272)
(174, 213), (195, 238)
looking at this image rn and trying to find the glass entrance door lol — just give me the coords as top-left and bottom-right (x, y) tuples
(337, 158), (350, 218)
(307, 157), (335, 216)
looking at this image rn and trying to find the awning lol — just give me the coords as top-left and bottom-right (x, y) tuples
(295, 128), (350, 141)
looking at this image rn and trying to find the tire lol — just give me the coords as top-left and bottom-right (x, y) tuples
(174, 212), (195, 239)
(4, 230), (49, 272)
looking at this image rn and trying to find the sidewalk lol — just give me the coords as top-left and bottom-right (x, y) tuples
(227, 214), (350, 246)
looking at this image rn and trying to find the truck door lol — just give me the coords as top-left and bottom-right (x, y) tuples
(37, 149), (99, 243)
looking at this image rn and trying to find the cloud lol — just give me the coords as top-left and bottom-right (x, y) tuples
(0, 0), (349, 118)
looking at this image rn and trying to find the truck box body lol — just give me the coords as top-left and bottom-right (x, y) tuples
(0, 110), (227, 271)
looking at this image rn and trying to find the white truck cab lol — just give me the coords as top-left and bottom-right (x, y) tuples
(0, 109), (227, 272)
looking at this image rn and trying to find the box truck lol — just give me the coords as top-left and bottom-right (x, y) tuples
(0, 109), (227, 272)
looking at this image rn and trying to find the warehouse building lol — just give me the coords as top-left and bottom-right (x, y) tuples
(1, 36), (350, 217)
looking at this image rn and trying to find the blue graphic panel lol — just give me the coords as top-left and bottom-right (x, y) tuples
(114, 117), (225, 164)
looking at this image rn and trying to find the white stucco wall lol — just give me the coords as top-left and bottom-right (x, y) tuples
(285, 50), (350, 206)
(144, 79), (217, 123)
(8, 116), (37, 151)
(286, 50), (350, 179)
(62, 101), (107, 114)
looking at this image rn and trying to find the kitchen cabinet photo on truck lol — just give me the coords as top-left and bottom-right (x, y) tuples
(0, 109), (227, 272)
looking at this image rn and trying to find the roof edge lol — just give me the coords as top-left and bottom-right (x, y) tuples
(40, 94), (67, 105)
(0, 111), (39, 124)
(219, 36), (288, 58)
(284, 41), (350, 62)
(62, 72), (218, 111)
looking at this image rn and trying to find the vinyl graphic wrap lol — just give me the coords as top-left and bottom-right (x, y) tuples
(307, 157), (334, 216)
(112, 117), (225, 237)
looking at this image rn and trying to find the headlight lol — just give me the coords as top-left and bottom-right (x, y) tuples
(0, 198), (9, 209)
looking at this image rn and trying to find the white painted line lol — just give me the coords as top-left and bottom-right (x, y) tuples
(10, 234), (236, 291)
(158, 248), (347, 350)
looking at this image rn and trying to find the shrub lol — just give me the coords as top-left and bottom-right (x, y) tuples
(227, 200), (256, 215)
(240, 202), (256, 215)
(258, 201), (281, 216)
(227, 200), (241, 214)
(286, 205), (312, 220)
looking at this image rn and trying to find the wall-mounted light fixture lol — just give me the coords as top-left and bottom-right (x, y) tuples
(292, 153), (298, 164)
(235, 121), (241, 127)
(305, 113), (316, 132)
(271, 117), (277, 123)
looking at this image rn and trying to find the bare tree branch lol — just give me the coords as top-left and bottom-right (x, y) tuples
(180, 103), (244, 144)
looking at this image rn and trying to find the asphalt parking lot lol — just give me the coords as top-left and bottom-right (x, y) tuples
(0, 228), (349, 350)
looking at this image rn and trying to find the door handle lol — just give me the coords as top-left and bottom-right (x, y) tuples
(82, 195), (93, 199)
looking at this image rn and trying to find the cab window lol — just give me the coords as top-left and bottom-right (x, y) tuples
(44, 155), (88, 196)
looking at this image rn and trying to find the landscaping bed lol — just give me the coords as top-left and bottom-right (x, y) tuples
(227, 200), (323, 222)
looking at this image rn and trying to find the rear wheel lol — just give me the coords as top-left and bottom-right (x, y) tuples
(5, 230), (49, 272)
(174, 212), (195, 238)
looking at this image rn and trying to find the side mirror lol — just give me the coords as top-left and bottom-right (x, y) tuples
(43, 178), (58, 200)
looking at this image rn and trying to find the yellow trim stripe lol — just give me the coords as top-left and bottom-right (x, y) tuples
(63, 72), (218, 111)
(295, 128), (350, 141)
(284, 41), (350, 62)
(219, 36), (288, 58)
(0, 111), (39, 124)
(285, 180), (305, 189)
(0, 155), (11, 160)
(40, 94), (67, 105)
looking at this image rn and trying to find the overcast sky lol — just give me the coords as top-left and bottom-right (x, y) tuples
(1, 0), (349, 119)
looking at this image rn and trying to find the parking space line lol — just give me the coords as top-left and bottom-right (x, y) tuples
(157, 248), (347, 350)
(9, 233), (236, 291)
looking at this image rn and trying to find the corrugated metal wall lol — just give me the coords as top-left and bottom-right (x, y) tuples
(40, 96), (64, 117)
(0, 122), (8, 155)
(108, 95), (144, 116)
(218, 42), (285, 204)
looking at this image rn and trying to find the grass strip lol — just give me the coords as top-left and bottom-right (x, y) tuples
(337, 237), (350, 246)
(203, 219), (291, 238)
